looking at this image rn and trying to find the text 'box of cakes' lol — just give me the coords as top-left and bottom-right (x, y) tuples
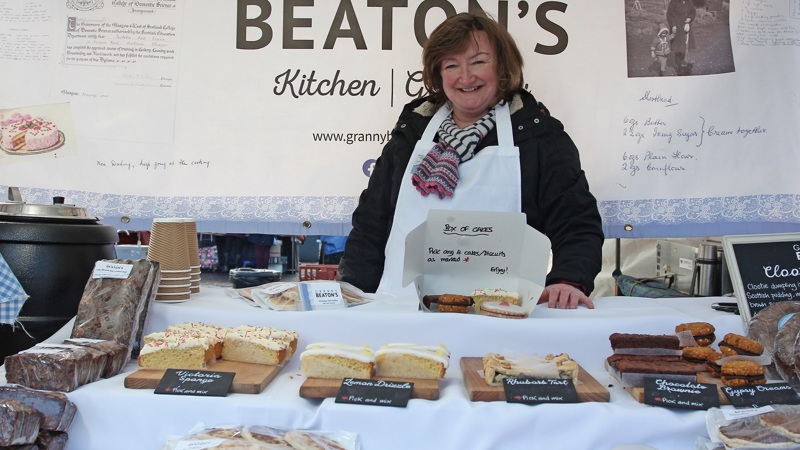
(403, 210), (550, 317)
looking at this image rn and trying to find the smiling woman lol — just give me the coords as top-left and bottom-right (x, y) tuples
(338, 12), (604, 310)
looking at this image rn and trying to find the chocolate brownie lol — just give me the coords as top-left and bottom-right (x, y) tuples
(609, 333), (681, 350)
(606, 354), (684, 369)
(675, 322), (716, 346)
(614, 359), (698, 375)
(721, 360), (767, 387)
(719, 333), (764, 357)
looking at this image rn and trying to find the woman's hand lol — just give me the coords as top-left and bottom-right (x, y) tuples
(538, 283), (594, 309)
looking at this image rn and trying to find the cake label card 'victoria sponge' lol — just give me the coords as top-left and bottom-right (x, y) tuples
(723, 382), (800, 408)
(155, 369), (235, 397)
(335, 378), (413, 407)
(503, 378), (580, 404)
(644, 377), (720, 410)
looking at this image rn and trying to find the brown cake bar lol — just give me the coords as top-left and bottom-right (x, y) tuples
(4, 345), (101, 392)
(606, 354), (684, 369)
(0, 385), (76, 432)
(609, 333), (681, 350)
(0, 400), (42, 447)
(614, 359), (699, 376)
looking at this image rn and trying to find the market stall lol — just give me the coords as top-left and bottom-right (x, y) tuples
(2, 288), (745, 450)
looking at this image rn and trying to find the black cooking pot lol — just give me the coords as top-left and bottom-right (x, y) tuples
(0, 188), (118, 361)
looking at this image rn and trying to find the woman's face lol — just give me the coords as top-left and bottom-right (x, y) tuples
(440, 31), (499, 127)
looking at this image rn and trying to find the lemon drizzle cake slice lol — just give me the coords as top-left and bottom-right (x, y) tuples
(300, 343), (375, 379)
(375, 343), (450, 380)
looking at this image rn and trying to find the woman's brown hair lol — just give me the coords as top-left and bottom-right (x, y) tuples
(422, 12), (525, 107)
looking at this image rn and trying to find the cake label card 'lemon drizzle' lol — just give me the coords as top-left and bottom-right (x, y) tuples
(155, 369), (234, 397)
(502, 378), (579, 404)
(335, 378), (413, 407)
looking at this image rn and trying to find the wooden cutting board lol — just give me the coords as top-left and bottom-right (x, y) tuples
(461, 357), (610, 402)
(299, 377), (440, 400)
(607, 361), (731, 405)
(124, 360), (285, 394)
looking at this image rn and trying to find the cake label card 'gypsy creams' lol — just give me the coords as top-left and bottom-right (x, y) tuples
(503, 378), (580, 404)
(335, 378), (413, 407)
(155, 369), (235, 397)
(403, 210), (551, 316)
(723, 382), (800, 408)
(643, 377), (720, 410)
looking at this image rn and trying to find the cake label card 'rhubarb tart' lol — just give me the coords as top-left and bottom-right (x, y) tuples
(503, 378), (580, 404)
(335, 378), (413, 407)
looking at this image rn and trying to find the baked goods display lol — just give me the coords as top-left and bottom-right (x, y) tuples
(675, 322), (717, 346)
(747, 301), (800, 380)
(470, 288), (520, 311)
(222, 325), (298, 365)
(720, 332), (765, 357)
(712, 405), (800, 449)
(161, 424), (356, 450)
(138, 333), (215, 370)
(61, 338), (128, 378)
(0, 400), (42, 446)
(608, 332), (681, 352)
(4, 344), (110, 392)
(483, 353), (579, 386)
(374, 344), (450, 380)
(166, 322), (230, 359)
(436, 294), (472, 313)
(0, 112), (61, 152)
(0, 385), (76, 433)
(720, 360), (767, 387)
(478, 301), (528, 319)
(71, 259), (161, 362)
(300, 343), (376, 379)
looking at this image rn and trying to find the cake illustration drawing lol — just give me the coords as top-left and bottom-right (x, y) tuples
(1, 113), (63, 153)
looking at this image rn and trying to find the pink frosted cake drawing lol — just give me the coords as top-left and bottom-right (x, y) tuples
(1, 113), (62, 152)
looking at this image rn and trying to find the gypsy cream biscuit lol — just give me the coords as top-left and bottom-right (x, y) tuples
(719, 333), (764, 357)
(437, 294), (472, 313)
(681, 346), (717, 364)
(720, 360), (767, 387)
(675, 322), (716, 346)
(705, 351), (725, 378)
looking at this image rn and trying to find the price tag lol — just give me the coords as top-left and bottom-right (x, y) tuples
(643, 377), (720, 410)
(155, 369), (234, 397)
(723, 382), (800, 408)
(502, 378), (580, 404)
(334, 378), (413, 407)
(92, 261), (134, 279)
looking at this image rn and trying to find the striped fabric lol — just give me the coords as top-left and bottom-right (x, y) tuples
(411, 107), (497, 198)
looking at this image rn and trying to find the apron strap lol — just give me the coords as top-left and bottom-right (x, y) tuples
(420, 104), (452, 143)
(495, 102), (513, 148)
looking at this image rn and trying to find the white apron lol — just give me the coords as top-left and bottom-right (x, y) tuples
(376, 102), (522, 302)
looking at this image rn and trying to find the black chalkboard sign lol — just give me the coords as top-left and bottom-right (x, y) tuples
(502, 378), (579, 404)
(722, 382), (800, 408)
(643, 377), (719, 410)
(723, 233), (800, 324)
(334, 378), (413, 407)
(154, 369), (235, 397)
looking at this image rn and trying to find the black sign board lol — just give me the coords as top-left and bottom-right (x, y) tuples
(723, 382), (800, 408)
(335, 378), (413, 407)
(723, 233), (800, 324)
(502, 378), (580, 404)
(154, 369), (235, 397)
(643, 377), (720, 410)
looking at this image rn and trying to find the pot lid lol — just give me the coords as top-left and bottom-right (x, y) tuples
(0, 187), (99, 222)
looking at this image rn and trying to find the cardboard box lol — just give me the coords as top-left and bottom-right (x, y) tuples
(402, 210), (551, 316)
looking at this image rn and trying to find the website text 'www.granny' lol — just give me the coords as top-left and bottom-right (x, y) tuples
(311, 130), (392, 145)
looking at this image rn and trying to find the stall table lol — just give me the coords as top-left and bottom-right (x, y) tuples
(2, 287), (744, 450)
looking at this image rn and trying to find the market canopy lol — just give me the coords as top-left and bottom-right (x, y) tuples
(1, 0), (798, 238)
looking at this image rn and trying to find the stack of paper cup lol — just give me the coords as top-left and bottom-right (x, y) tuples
(147, 218), (192, 302)
(182, 218), (201, 294)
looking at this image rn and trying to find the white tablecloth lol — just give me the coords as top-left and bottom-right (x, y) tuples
(3, 287), (745, 450)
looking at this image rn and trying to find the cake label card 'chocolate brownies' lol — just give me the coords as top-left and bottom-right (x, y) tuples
(723, 383), (800, 408)
(335, 378), (413, 407)
(643, 377), (719, 410)
(502, 378), (580, 404)
(155, 370), (235, 397)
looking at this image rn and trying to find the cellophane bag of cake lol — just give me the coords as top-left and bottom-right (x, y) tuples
(70, 259), (160, 361)
(228, 281), (374, 311)
(160, 423), (359, 450)
(707, 405), (800, 449)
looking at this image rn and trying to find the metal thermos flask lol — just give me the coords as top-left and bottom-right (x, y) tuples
(694, 241), (721, 296)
